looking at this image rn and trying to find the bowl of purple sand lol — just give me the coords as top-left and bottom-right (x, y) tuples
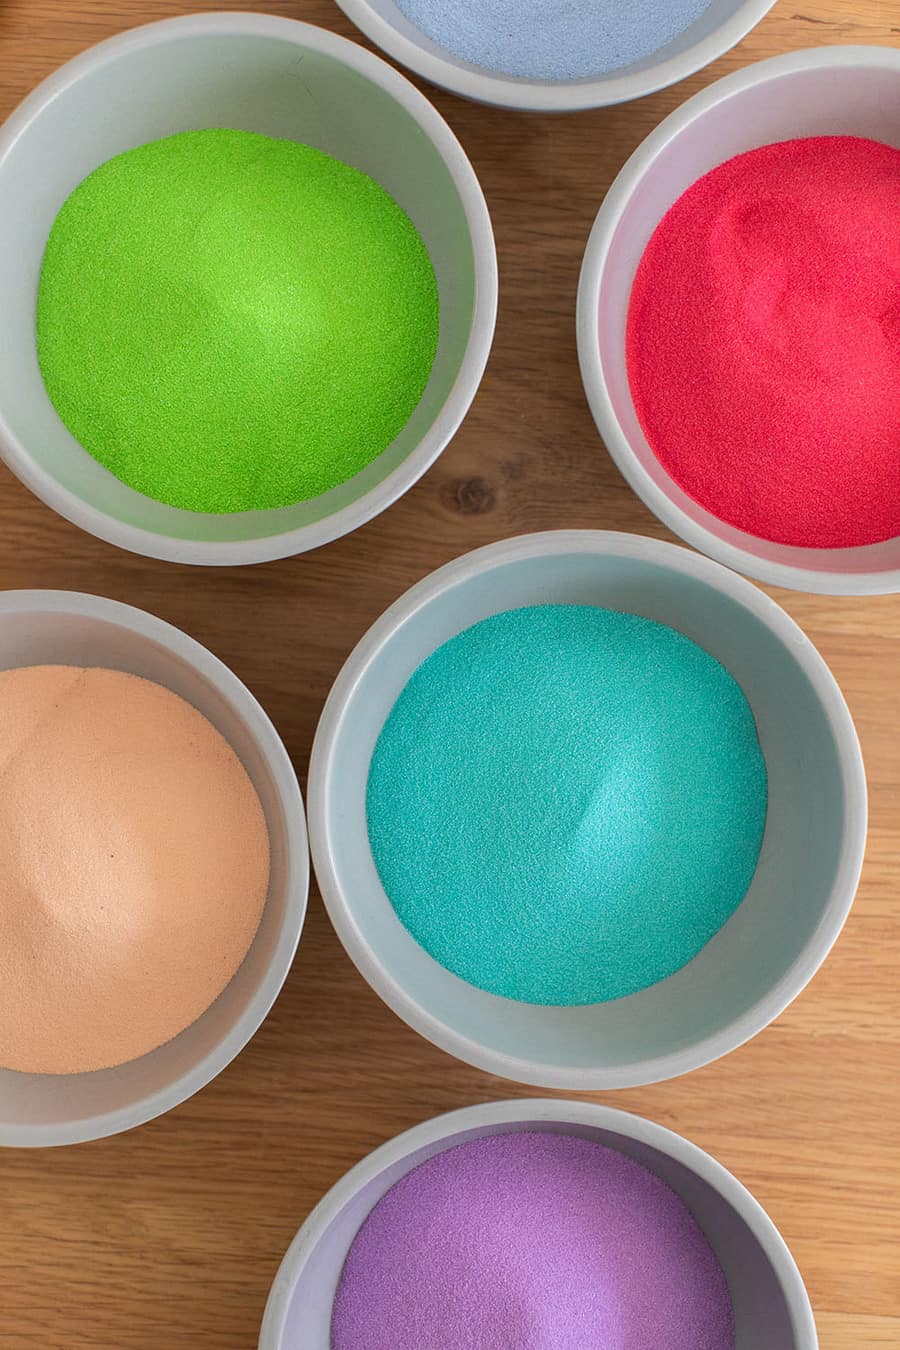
(578, 45), (900, 595)
(0, 13), (496, 565)
(259, 1099), (818, 1350)
(334, 0), (776, 112)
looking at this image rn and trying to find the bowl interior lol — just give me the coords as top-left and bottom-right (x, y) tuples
(595, 58), (900, 578)
(278, 1118), (799, 1348)
(320, 547), (852, 1081)
(0, 602), (296, 1141)
(348, 0), (766, 86)
(0, 25), (476, 545)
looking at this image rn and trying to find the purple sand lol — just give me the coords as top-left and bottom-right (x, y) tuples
(330, 1131), (735, 1349)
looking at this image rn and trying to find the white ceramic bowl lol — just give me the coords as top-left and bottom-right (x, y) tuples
(259, 1099), (818, 1349)
(335, 0), (776, 112)
(0, 13), (497, 565)
(577, 45), (900, 595)
(0, 591), (308, 1147)
(308, 530), (866, 1090)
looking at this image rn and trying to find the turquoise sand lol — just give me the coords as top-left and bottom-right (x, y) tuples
(366, 605), (767, 1005)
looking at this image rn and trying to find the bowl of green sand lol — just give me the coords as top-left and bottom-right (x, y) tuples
(0, 13), (496, 564)
(308, 530), (867, 1090)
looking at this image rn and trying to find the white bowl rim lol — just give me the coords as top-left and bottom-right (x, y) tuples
(334, 0), (777, 112)
(0, 588), (309, 1147)
(308, 529), (867, 1090)
(258, 1097), (818, 1350)
(576, 43), (900, 596)
(0, 12), (498, 567)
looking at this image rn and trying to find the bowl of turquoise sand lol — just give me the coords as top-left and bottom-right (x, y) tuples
(308, 530), (867, 1090)
(0, 13), (496, 565)
(334, 0), (776, 112)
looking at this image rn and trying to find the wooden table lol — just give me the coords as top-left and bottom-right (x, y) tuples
(1, 1), (898, 1345)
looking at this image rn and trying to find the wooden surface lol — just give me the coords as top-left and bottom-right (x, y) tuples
(1, 1), (899, 1345)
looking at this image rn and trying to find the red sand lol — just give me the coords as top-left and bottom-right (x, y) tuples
(627, 135), (900, 549)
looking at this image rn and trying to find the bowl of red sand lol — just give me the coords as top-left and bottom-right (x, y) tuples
(308, 531), (866, 1091)
(0, 590), (308, 1147)
(259, 1099), (818, 1350)
(0, 14), (496, 565)
(578, 45), (900, 595)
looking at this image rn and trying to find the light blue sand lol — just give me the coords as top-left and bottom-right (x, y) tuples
(394, 0), (712, 82)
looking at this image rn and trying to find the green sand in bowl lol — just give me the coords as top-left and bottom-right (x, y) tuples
(36, 129), (440, 514)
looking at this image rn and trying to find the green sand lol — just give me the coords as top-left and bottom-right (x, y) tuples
(36, 129), (440, 514)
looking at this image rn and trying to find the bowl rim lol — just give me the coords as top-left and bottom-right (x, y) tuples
(308, 529), (868, 1090)
(258, 1097), (818, 1349)
(334, 0), (777, 112)
(576, 43), (900, 596)
(0, 12), (498, 567)
(0, 589), (309, 1147)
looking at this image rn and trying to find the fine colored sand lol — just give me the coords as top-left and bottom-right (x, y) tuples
(36, 128), (439, 514)
(627, 135), (900, 548)
(366, 604), (767, 1006)
(394, 0), (711, 81)
(0, 665), (270, 1074)
(331, 1131), (736, 1350)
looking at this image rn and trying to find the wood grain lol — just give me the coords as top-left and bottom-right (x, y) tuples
(1, 1), (898, 1346)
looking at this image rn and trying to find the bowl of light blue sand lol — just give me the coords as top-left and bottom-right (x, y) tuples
(334, 0), (776, 111)
(308, 530), (866, 1089)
